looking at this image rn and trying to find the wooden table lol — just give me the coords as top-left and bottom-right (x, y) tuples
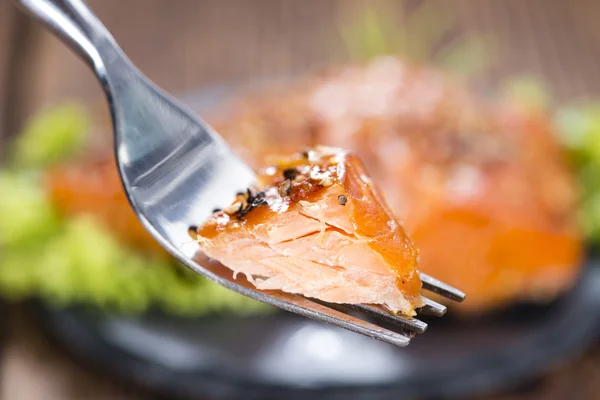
(1, 1), (600, 398)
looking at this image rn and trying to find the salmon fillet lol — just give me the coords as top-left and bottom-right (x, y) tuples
(209, 57), (583, 314)
(195, 146), (424, 316)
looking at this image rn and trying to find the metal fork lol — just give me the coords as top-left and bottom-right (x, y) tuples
(16, 0), (465, 347)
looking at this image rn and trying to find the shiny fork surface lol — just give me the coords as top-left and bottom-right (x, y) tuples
(16, 0), (465, 347)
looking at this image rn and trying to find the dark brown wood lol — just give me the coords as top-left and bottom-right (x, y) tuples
(9, 0), (342, 122)
(0, 0), (18, 152)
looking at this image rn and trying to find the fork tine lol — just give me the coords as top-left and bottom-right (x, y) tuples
(349, 304), (427, 334)
(198, 258), (452, 346)
(420, 273), (466, 302)
(419, 297), (447, 316)
(300, 299), (427, 334)
(266, 291), (411, 347)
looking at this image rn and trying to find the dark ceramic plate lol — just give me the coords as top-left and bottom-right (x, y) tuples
(35, 262), (600, 400)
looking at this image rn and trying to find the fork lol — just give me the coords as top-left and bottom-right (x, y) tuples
(15, 0), (465, 347)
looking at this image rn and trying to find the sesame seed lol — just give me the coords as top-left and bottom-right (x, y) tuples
(278, 179), (292, 197)
(283, 168), (298, 180)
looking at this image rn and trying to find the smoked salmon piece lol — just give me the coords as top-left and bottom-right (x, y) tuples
(195, 146), (424, 316)
(209, 57), (583, 314)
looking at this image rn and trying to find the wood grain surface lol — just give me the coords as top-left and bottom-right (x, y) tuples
(2, 0), (600, 399)
(0, 0), (19, 154)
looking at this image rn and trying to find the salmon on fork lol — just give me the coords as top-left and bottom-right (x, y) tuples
(195, 146), (424, 316)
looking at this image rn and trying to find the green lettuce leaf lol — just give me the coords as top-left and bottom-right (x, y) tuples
(0, 172), (60, 249)
(11, 103), (90, 169)
(0, 103), (271, 316)
(554, 103), (600, 243)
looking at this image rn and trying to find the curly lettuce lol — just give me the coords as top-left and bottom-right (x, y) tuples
(0, 172), (59, 248)
(10, 102), (90, 169)
(0, 104), (271, 316)
(554, 103), (600, 241)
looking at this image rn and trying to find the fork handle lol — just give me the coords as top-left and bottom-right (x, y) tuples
(14, 0), (128, 78)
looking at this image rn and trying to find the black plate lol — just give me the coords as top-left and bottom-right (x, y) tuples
(34, 261), (600, 400)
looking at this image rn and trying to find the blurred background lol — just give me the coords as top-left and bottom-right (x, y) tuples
(3, 0), (600, 399)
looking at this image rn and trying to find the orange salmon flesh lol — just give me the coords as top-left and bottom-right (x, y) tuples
(195, 147), (424, 316)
